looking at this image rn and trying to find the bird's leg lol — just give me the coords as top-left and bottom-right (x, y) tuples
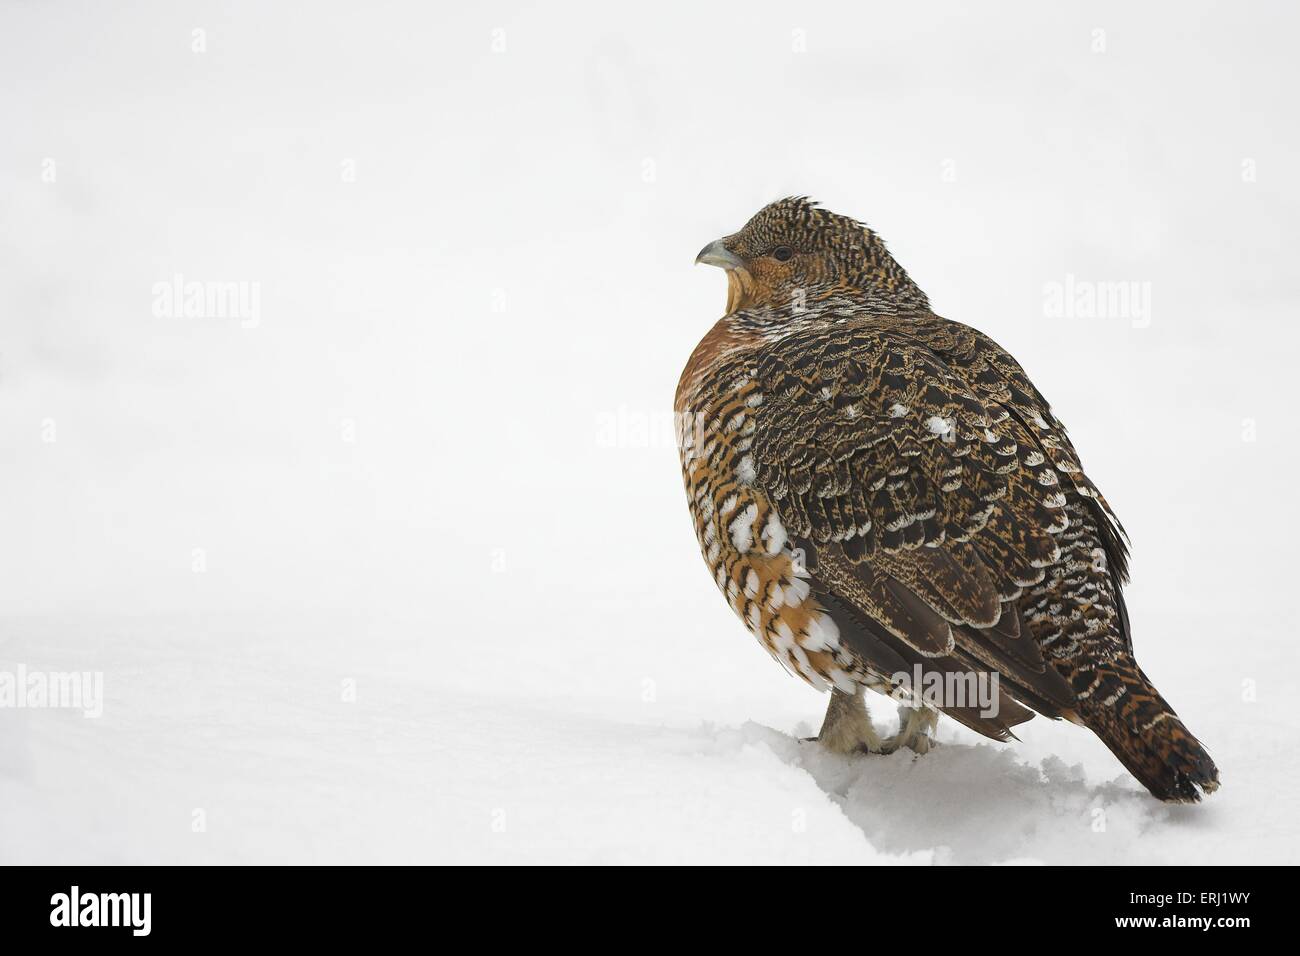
(885, 703), (940, 755)
(816, 686), (891, 755)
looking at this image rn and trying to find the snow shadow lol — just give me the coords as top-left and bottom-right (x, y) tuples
(734, 722), (1205, 864)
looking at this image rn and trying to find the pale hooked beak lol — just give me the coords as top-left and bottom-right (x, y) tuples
(695, 239), (745, 270)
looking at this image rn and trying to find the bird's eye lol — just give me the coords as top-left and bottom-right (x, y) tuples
(772, 246), (795, 262)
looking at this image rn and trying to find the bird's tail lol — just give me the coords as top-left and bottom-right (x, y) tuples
(1075, 662), (1220, 803)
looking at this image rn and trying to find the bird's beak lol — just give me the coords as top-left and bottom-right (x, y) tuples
(695, 239), (745, 271)
(696, 238), (755, 315)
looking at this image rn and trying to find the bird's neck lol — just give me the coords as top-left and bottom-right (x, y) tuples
(726, 273), (929, 318)
(840, 236), (930, 311)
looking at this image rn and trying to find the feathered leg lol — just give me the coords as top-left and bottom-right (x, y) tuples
(817, 686), (889, 754)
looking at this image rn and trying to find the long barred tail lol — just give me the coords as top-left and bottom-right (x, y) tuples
(1022, 491), (1219, 802)
(1076, 664), (1220, 803)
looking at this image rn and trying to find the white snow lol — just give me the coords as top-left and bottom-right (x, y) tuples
(3, 1), (1299, 864)
(0, 603), (1295, 864)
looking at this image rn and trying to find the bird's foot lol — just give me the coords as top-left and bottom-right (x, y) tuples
(883, 705), (939, 756)
(903, 733), (937, 756)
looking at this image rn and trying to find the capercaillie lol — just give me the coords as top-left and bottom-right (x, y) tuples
(675, 197), (1219, 802)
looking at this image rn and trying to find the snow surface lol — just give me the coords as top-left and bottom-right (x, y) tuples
(1, 604), (1295, 864)
(3, 1), (1300, 864)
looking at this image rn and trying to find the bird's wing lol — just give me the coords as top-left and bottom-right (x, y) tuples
(750, 317), (1079, 724)
(900, 317), (1133, 646)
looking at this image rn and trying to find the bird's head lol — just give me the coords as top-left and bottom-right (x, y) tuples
(695, 196), (927, 315)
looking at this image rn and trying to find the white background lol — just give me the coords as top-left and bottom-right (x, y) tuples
(1, 0), (1297, 863)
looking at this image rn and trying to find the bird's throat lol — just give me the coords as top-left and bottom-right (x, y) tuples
(724, 267), (757, 314)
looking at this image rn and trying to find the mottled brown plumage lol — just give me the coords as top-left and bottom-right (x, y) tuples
(676, 197), (1219, 802)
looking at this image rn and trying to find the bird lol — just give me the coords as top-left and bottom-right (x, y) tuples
(675, 196), (1219, 802)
